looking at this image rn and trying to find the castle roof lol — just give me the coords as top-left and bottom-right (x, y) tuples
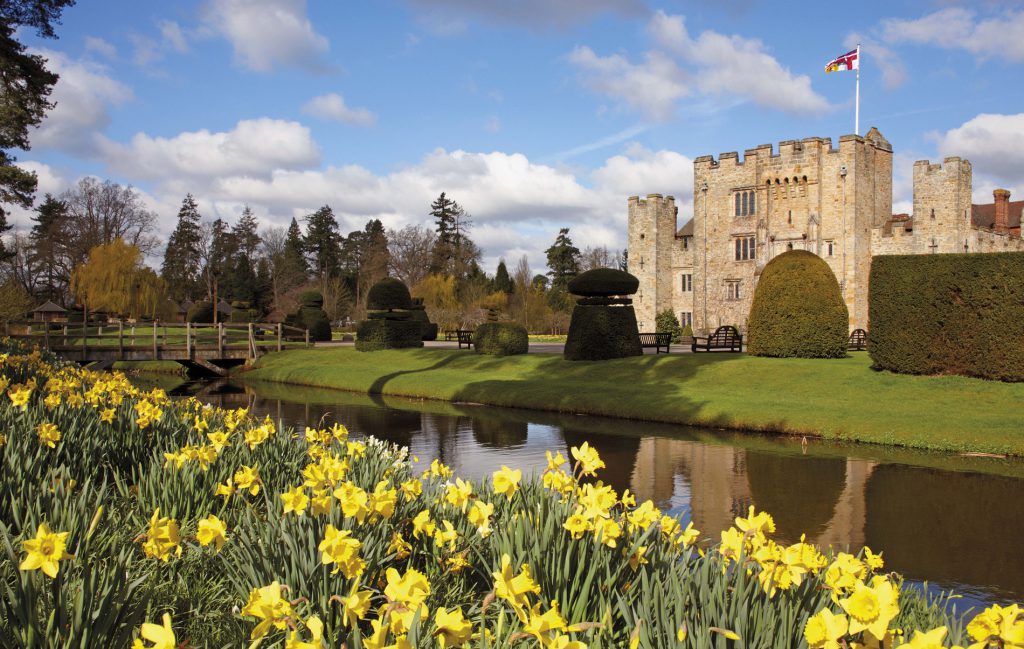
(971, 201), (1023, 230)
(677, 219), (694, 237)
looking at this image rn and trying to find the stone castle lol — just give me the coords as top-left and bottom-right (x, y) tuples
(627, 127), (1024, 334)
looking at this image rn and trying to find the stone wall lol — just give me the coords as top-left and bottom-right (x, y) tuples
(627, 194), (678, 330)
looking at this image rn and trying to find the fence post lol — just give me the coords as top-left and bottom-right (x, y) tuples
(62, 325), (67, 347)
(305, 328), (310, 348)
(277, 323), (282, 352)
(118, 320), (124, 359)
(186, 322), (192, 358)
(248, 322), (255, 358)
(218, 322), (225, 357)
(152, 320), (158, 358)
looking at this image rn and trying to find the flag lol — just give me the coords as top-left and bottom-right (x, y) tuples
(825, 48), (858, 73)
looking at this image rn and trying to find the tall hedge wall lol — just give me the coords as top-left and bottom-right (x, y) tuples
(869, 252), (1024, 381)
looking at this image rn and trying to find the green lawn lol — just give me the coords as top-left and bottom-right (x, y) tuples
(243, 348), (1024, 456)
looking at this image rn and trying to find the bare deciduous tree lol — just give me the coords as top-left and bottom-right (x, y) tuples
(387, 225), (436, 288)
(59, 178), (159, 269)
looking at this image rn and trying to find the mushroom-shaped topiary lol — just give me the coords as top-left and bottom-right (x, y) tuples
(298, 290), (325, 309)
(568, 268), (639, 297)
(747, 250), (849, 358)
(367, 277), (412, 311)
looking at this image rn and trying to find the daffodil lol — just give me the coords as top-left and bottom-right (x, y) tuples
(19, 522), (72, 578)
(412, 509), (436, 539)
(492, 554), (540, 622)
(131, 612), (176, 649)
(36, 421), (60, 448)
(571, 442), (605, 476)
(241, 581), (294, 645)
(280, 485), (310, 516)
(340, 585), (373, 627)
(233, 465), (261, 496)
(433, 607), (473, 648)
(492, 465), (522, 498)
(839, 576), (900, 641)
(196, 514), (228, 550)
(284, 615), (324, 649)
(804, 608), (849, 649)
(318, 524), (364, 578)
(142, 509), (181, 562)
(333, 481), (369, 522)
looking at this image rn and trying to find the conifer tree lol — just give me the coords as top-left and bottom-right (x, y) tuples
(303, 205), (342, 281)
(29, 193), (67, 302)
(545, 228), (581, 290)
(161, 194), (203, 301)
(232, 205), (260, 261)
(283, 217), (308, 274)
(494, 259), (513, 294)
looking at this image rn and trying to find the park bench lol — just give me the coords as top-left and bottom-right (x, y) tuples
(638, 332), (672, 354)
(443, 330), (458, 341)
(848, 328), (867, 351)
(456, 329), (474, 350)
(691, 325), (742, 352)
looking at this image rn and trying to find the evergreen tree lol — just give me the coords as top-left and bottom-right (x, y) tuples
(161, 194), (203, 301)
(232, 205), (261, 261)
(494, 259), (513, 294)
(253, 257), (273, 313)
(303, 205), (342, 280)
(29, 193), (67, 302)
(204, 218), (235, 303)
(283, 217), (308, 275)
(545, 228), (581, 290)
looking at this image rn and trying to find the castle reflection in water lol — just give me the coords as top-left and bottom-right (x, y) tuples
(196, 383), (1024, 604)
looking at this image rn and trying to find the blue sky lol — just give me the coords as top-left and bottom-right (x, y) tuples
(13, 0), (1024, 273)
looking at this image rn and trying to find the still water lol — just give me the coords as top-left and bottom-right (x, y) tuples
(164, 377), (1024, 609)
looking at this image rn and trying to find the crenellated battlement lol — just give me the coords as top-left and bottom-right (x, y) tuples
(693, 132), (887, 172)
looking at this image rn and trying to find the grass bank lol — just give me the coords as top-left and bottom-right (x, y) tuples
(245, 348), (1024, 456)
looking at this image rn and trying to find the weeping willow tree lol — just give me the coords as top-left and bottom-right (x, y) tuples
(71, 239), (173, 320)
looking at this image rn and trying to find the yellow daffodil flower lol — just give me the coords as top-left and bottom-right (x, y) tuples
(131, 612), (176, 649)
(492, 465), (522, 499)
(19, 522), (72, 578)
(36, 421), (60, 448)
(196, 514), (228, 550)
(280, 485), (310, 516)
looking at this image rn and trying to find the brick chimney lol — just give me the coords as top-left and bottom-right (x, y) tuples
(994, 188), (1011, 234)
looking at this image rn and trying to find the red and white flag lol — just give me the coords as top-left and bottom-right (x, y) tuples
(825, 48), (859, 73)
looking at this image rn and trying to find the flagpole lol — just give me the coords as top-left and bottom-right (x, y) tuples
(854, 44), (860, 136)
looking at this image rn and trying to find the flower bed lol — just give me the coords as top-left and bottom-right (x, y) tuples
(0, 341), (1018, 647)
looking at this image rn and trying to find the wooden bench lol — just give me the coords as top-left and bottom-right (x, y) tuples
(456, 329), (474, 349)
(848, 328), (867, 351)
(691, 325), (742, 352)
(638, 332), (672, 353)
(443, 330), (458, 341)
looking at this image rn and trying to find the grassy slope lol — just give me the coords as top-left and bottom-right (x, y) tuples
(243, 348), (1024, 455)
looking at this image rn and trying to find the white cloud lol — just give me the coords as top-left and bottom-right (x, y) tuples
(648, 11), (829, 115)
(844, 34), (906, 90)
(936, 113), (1024, 184)
(98, 118), (321, 181)
(84, 36), (116, 60)
(301, 94), (376, 127)
(29, 48), (133, 155)
(159, 20), (189, 53)
(202, 0), (330, 72)
(404, 0), (644, 30)
(568, 46), (690, 121)
(592, 144), (694, 217)
(878, 8), (1024, 62)
(5, 162), (70, 228)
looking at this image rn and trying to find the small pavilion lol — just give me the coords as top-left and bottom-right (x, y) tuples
(33, 300), (67, 323)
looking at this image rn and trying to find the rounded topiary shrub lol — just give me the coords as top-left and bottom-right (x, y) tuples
(300, 307), (332, 342)
(355, 319), (423, 351)
(298, 290), (324, 309)
(229, 307), (260, 323)
(473, 322), (528, 356)
(367, 278), (412, 312)
(186, 301), (214, 323)
(567, 268), (639, 297)
(564, 305), (642, 361)
(747, 250), (848, 358)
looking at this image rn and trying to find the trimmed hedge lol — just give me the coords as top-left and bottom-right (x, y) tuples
(567, 268), (639, 297)
(408, 298), (438, 341)
(186, 301), (214, 323)
(298, 290), (324, 309)
(300, 307), (332, 342)
(354, 319), (423, 351)
(473, 322), (528, 356)
(367, 278), (412, 311)
(869, 252), (1024, 381)
(747, 250), (848, 358)
(564, 305), (642, 361)
(229, 308), (260, 323)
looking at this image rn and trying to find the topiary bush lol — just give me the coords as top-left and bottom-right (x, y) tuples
(564, 305), (642, 361)
(229, 307), (260, 323)
(408, 297), (438, 341)
(367, 278), (412, 312)
(300, 307), (332, 342)
(186, 301), (214, 323)
(747, 250), (848, 358)
(298, 290), (324, 309)
(654, 308), (682, 342)
(355, 319), (423, 351)
(473, 322), (528, 356)
(869, 252), (1024, 381)
(567, 268), (639, 297)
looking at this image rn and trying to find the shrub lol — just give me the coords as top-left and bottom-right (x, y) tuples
(298, 290), (324, 309)
(869, 252), (1024, 381)
(564, 305), (642, 361)
(366, 278), (412, 311)
(354, 319), (423, 351)
(473, 322), (528, 356)
(407, 298), (438, 341)
(186, 301), (214, 323)
(747, 250), (848, 358)
(567, 268), (639, 297)
(681, 324), (694, 338)
(299, 307), (332, 342)
(654, 308), (682, 342)
(229, 308), (260, 323)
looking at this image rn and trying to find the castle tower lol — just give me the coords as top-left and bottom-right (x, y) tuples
(911, 158), (973, 254)
(627, 194), (677, 330)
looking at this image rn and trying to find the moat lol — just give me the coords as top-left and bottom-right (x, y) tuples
(157, 375), (1024, 609)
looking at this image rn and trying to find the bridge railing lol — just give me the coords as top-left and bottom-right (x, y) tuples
(1, 320), (310, 359)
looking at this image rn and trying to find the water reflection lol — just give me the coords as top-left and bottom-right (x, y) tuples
(183, 379), (1024, 606)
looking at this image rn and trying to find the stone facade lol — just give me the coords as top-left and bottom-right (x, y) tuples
(628, 128), (1024, 334)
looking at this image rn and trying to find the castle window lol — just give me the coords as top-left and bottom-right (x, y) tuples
(734, 235), (756, 261)
(681, 273), (692, 292)
(735, 193), (742, 216)
(680, 312), (693, 328)
(682, 236), (690, 250)
(726, 280), (741, 301)
(748, 191), (755, 215)
(930, 209), (935, 219)
(826, 240), (835, 257)
(742, 191), (748, 216)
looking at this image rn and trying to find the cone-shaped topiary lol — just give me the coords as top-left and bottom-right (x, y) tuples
(747, 250), (848, 358)
(567, 268), (639, 298)
(367, 278), (412, 312)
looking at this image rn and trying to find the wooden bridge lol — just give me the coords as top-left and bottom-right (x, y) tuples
(3, 321), (311, 376)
